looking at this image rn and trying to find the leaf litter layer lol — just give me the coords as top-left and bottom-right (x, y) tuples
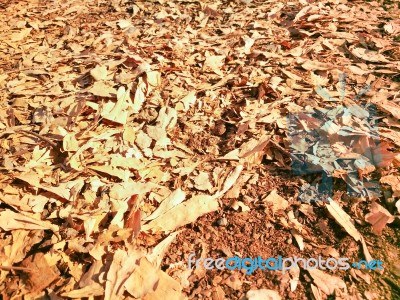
(0, 0), (400, 299)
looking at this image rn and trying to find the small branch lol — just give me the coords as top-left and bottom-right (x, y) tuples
(0, 265), (37, 273)
(16, 130), (58, 149)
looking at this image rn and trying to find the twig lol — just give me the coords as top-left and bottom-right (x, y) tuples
(16, 130), (58, 149)
(0, 265), (37, 273)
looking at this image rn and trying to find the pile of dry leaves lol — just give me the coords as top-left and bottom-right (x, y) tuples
(0, 0), (399, 299)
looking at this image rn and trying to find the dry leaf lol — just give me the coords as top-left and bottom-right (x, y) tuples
(308, 268), (347, 296)
(380, 175), (400, 197)
(262, 190), (289, 213)
(176, 91), (197, 112)
(203, 55), (225, 76)
(90, 65), (108, 81)
(326, 200), (361, 241)
(101, 86), (131, 124)
(11, 28), (32, 41)
(124, 257), (159, 298)
(20, 253), (59, 294)
(217, 165), (244, 196)
(224, 274), (242, 290)
(143, 269), (185, 300)
(246, 289), (282, 300)
(289, 265), (300, 292)
(291, 229), (304, 251)
(63, 133), (80, 152)
(61, 283), (104, 298)
(350, 47), (389, 63)
(239, 134), (270, 159)
(0, 210), (59, 233)
(193, 172), (213, 192)
(144, 189), (186, 221)
(142, 194), (219, 233)
(365, 202), (395, 235)
(133, 77), (147, 113)
(104, 249), (142, 300)
(88, 81), (117, 97)
(148, 231), (181, 268)
(300, 59), (334, 71)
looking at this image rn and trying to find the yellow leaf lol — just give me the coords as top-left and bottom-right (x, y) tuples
(88, 81), (117, 97)
(90, 65), (108, 81)
(142, 194), (219, 232)
(11, 28), (32, 41)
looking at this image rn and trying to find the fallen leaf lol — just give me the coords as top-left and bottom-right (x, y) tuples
(308, 268), (347, 296)
(291, 229), (304, 251)
(380, 175), (400, 197)
(193, 172), (213, 192)
(143, 269), (185, 300)
(0, 210), (59, 233)
(142, 194), (219, 233)
(203, 55), (225, 76)
(350, 47), (390, 63)
(90, 65), (108, 81)
(124, 257), (159, 298)
(144, 189), (186, 221)
(101, 85), (131, 124)
(246, 289), (282, 300)
(20, 253), (59, 295)
(217, 165), (244, 196)
(176, 91), (197, 112)
(133, 77), (147, 113)
(104, 249), (142, 300)
(11, 28), (32, 41)
(326, 199), (361, 241)
(148, 231), (181, 268)
(262, 190), (289, 213)
(365, 202), (395, 235)
(88, 81), (117, 97)
(224, 274), (242, 290)
(300, 59), (334, 71)
(61, 283), (104, 298)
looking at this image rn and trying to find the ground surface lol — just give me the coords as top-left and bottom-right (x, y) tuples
(0, 0), (399, 299)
